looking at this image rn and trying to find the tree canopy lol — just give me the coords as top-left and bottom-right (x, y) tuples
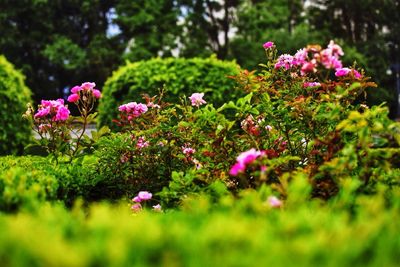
(0, 0), (399, 110)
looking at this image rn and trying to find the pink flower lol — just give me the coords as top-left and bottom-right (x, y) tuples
(237, 148), (263, 166)
(265, 125), (273, 131)
(263, 41), (274, 49)
(300, 61), (317, 75)
(189, 93), (206, 107)
(147, 102), (161, 109)
(132, 196), (141, 203)
(292, 48), (308, 66)
(92, 89), (102, 99)
(152, 204), (162, 212)
(81, 82), (96, 91)
(229, 162), (245, 176)
(55, 106), (70, 121)
(303, 82), (321, 88)
(328, 40), (344, 57)
(34, 107), (50, 118)
(138, 191), (152, 200)
(229, 148), (264, 176)
(353, 70), (362, 79)
(274, 54), (294, 70)
(136, 136), (149, 149)
(34, 99), (70, 121)
(182, 146), (196, 156)
(131, 204), (142, 212)
(267, 196), (282, 208)
(119, 102), (148, 120)
(335, 67), (351, 77)
(67, 93), (80, 103)
(71, 86), (81, 94)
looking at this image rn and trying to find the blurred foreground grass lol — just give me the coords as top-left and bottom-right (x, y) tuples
(0, 188), (399, 267)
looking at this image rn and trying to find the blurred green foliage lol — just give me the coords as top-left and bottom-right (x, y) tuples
(0, 55), (32, 155)
(0, 188), (399, 266)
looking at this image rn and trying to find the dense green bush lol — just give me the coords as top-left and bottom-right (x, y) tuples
(0, 156), (109, 207)
(98, 56), (241, 128)
(0, 55), (32, 155)
(0, 188), (399, 267)
(0, 156), (58, 212)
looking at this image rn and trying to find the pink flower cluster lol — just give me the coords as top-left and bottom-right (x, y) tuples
(136, 136), (149, 149)
(189, 93), (206, 107)
(119, 102), (148, 120)
(229, 148), (264, 176)
(34, 99), (70, 122)
(182, 145), (196, 156)
(273, 40), (362, 79)
(335, 67), (362, 78)
(67, 82), (101, 103)
(131, 191), (162, 212)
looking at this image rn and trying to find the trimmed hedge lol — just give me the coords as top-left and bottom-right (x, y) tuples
(0, 56), (32, 155)
(98, 56), (241, 128)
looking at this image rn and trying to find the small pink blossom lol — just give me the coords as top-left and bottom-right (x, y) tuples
(335, 67), (351, 77)
(303, 82), (321, 88)
(327, 40), (344, 57)
(267, 196), (282, 208)
(300, 61), (317, 75)
(182, 146), (196, 156)
(147, 102), (161, 109)
(92, 89), (102, 99)
(67, 93), (80, 103)
(152, 204), (162, 212)
(263, 41), (274, 49)
(265, 125), (273, 131)
(81, 82), (96, 91)
(260, 165), (267, 172)
(229, 148), (264, 176)
(138, 191), (152, 200)
(34, 107), (50, 118)
(71, 86), (81, 94)
(353, 70), (362, 79)
(131, 204), (142, 212)
(136, 136), (149, 149)
(132, 196), (142, 203)
(189, 93), (206, 107)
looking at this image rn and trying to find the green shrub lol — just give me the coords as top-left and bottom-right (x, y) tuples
(0, 156), (58, 212)
(0, 156), (103, 207)
(0, 189), (399, 267)
(98, 56), (241, 128)
(0, 55), (32, 155)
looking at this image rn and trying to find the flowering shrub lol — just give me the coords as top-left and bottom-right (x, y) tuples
(24, 82), (109, 162)
(94, 40), (400, 205)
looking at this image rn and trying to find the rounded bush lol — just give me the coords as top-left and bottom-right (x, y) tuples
(0, 56), (32, 155)
(98, 56), (241, 128)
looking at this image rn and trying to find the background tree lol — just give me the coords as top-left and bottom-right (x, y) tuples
(114, 0), (181, 61)
(0, 0), (121, 102)
(178, 0), (241, 59)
